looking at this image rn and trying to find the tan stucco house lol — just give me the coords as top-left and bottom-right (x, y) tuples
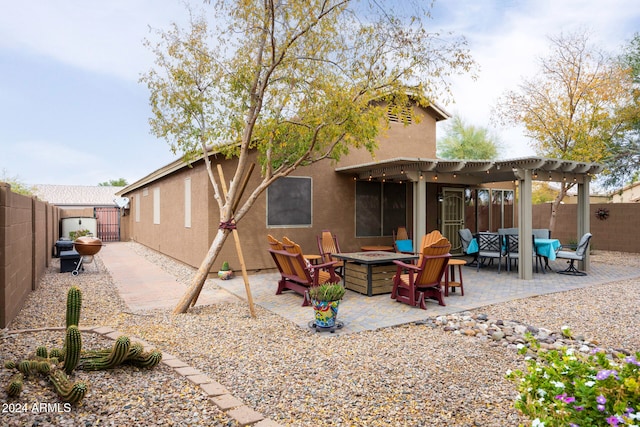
(610, 181), (640, 203)
(117, 101), (602, 279)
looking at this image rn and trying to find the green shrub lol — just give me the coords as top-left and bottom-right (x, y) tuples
(69, 229), (91, 240)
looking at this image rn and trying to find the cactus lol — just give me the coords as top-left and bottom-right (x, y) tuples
(48, 370), (88, 404)
(66, 286), (82, 328)
(125, 350), (162, 369)
(49, 348), (64, 361)
(105, 336), (130, 367)
(5, 373), (24, 397)
(7, 285), (162, 403)
(36, 346), (48, 359)
(37, 361), (52, 375)
(63, 382), (88, 404)
(127, 342), (144, 359)
(78, 336), (130, 371)
(17, 360), (33, 376)
(63, 326), (82, 375)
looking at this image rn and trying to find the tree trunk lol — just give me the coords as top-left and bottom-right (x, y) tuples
(549, 199), (559, 233)
(173, 228), (231, 314)
(548, 185), (568, 233)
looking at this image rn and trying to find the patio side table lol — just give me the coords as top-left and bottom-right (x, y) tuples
(445, 258), (466, 296)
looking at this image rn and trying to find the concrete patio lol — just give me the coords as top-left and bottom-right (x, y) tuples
(215, 256), (640, 335)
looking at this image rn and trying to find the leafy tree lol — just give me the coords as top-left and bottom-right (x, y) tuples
(141, 0), (476, 313)
(1, 169), (34, 195)
(531, 182), (558, 205)
(98, 178), (128, 187)
(598, 32), (640, 188)
(437, 116), (501, 159)
(494, 31), (634, 231)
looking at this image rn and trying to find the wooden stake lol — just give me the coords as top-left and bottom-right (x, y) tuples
(215, 164), (256, 318)
(188, 163), (255, 310)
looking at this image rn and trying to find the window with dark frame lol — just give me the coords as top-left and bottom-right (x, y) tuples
(267, 176), (312, 227)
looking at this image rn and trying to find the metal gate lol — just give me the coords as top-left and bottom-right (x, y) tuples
(441, 188), (465, 254)
(94, 207), (120, 242)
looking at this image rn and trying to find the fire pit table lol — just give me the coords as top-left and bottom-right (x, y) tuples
(332, 251), (418, 296)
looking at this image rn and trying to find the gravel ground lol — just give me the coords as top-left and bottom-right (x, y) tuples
(2, 245), (639, 426)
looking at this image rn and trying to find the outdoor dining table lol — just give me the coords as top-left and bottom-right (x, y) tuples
(332, 251), (418, 296)
(467, 236), (560, 258)
(534, 238), (561, 261)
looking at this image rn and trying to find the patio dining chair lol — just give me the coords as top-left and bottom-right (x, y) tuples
(505, 234), (540, 273)
(458, 228), (477, 266)
(556, 232), (592, 276)
(476, 232), (506, 273)
(533, 228), (552, 271)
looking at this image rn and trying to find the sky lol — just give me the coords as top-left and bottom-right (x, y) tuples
(1, 0), (639, 187)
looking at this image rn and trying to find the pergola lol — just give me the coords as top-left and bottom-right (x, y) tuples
(336, 156), (604, 279)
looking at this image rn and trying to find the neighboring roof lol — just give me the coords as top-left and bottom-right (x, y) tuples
(33, 184), (124, 207)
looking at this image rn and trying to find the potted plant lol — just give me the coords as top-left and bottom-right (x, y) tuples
(217, 261), (233, 280)
(308, 281), (345, 330)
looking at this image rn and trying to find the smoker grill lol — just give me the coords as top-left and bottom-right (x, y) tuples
(70, 236), (104, 276)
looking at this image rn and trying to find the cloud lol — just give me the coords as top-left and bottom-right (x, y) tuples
(0, 0), (194, 82)
(432, 0), (640, 158)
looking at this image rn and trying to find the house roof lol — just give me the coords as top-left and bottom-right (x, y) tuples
(33, 184), (124, 207)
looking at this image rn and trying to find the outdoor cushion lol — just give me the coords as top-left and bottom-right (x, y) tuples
(395, 239), (413, 253)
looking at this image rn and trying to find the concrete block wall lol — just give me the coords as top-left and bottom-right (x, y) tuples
(0, 183), (59, 328)
(532, 203), (640, 253)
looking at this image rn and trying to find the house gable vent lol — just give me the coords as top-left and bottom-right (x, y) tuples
(386, 103), (413, 124)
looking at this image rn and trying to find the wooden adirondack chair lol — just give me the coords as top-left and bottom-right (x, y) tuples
(415, 230), (445, 265)
(316, 230), (344, 275)
(390, 238), (451, 309)
(393, 226), (414, 254)
(267, 235), (340, 306)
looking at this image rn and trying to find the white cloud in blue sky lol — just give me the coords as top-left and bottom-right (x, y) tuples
(1, 0), (639, 185)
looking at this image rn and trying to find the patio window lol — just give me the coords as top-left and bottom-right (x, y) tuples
(356, 181), (406, 237)
(468, 188), (514, 232)
(267, 176), (312, 227)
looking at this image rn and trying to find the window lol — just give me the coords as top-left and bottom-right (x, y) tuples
(134, 194), (140, 222)
(184, 178), (191, 228)
(267, 176), (312, 227)
(356, 181), (406, 237)
(468, 188), (514, 232)
(153, 187), (160, 224)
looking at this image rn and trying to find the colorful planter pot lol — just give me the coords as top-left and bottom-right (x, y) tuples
(312, 299), (340, 328)
(218, 270), (233, 280)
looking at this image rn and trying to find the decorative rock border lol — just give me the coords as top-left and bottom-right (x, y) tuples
(419, 312), (634, 359)
(4, 325), (284, 427)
